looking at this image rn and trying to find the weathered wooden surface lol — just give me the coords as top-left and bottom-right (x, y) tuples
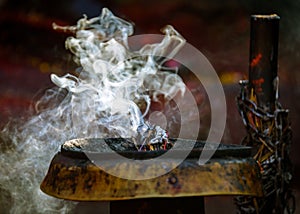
(40, 138), (263, 201)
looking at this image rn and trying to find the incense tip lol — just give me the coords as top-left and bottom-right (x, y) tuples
(251, 14), (280, 21)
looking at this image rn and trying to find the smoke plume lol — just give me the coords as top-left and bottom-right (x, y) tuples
(0, 8), (187, 213)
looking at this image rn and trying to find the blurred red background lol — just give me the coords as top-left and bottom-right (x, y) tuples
(0, 0), (299, 213)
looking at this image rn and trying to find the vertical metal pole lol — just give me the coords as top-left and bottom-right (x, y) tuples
(249, 14), (281, 213)
(249, 14), (280, 111)
(236, 14), (295, 214)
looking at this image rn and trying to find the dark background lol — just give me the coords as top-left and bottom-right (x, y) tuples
(0, 0), (299, 213)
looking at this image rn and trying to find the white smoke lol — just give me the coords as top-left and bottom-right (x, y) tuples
(0, 8), (187, 213)
(51, 8), (186, 142)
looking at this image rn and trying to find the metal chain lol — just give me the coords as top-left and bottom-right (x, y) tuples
(235, 80), (295, 214)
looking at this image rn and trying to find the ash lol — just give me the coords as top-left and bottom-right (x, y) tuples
(134, 121), (171, 151)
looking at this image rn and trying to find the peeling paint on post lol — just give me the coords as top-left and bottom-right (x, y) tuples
(249, 14), (280, 111)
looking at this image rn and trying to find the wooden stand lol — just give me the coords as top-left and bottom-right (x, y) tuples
(41, 139), (263, 213)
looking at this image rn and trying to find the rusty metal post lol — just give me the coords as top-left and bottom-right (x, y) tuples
(249, 14), (280, 214)
(249, 14), (280, 111)
(236, 14), (295, 214)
